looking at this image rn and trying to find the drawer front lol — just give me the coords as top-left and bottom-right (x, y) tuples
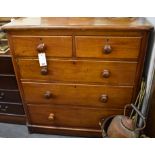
(18, 59), (137, 85)
(0, 90), (21, 103)
(0, 57), (15, 75)
(0, 103), (24, 115)
(28, 104), (123, 129)
(12, 36), (72, 57)
(0, 76), (18, 89)
(75, 36), (141, 59)
(22, 82), (133, 108)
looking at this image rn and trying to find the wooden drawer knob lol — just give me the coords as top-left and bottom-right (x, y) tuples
(37, 43), (46, 53)
(100, 95), (108, 103)
(103, 45), (112, 54)
(44, 91), (52, 99)
(0, 92), (5, 100)
(41, 67), (48, 75)
(102, 70), (110, 78)
(48, 113), (55, 120)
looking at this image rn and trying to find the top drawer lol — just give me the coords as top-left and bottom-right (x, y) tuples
(75, 36), (141, 59)
(12, 36), (72, 57)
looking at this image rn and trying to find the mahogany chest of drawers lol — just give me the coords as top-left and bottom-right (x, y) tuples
(0, 19), (25, 124)
(2, 17), (153, 137)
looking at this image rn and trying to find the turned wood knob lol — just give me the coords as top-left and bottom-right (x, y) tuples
(44, 91), (52, 99)
(37, 43), (46, 53)
(100, 95), (108, 103)
(103, 45), (112, 54)
(102, 70), (110, 78)
(0, 92), (5, 100)
(41, 67), (48, 75)
(48, 113), (55, 120)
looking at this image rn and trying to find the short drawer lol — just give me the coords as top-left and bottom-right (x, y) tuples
(0, 76), (18, 89)
(18, 59), (137, 85)
(22, 82), (133, 108)
(28, 104), (123, 129)
(12, 36), (72, 57)
(0, 103), (24, 115)
(0, 57), (15, 74)
(75, 36), (141, 59)
(0, 90), (21, 103)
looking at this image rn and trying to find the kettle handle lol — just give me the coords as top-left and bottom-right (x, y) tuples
(124, 104), (146, 131)
(99, 115), (115, 137)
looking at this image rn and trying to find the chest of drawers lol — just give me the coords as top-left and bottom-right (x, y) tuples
(0, 53), (25, 123)
(0, 19), (25, 124)
(2, 17), (153, 137)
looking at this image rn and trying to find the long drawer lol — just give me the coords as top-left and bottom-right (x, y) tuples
(75, 36), (141, 59)
(0, 89), (21, 103)
(28, 104), (123, 129)
(12, 36), (72, 57)
(17, 59), (137, 85)
(0, 103), (24, 115)
(0, 76), (18, 89)
(0, 57), (15, 74)
(22, 82), (133, 108)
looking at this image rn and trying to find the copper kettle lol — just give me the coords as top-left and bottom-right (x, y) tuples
(100, 104), (146, 138)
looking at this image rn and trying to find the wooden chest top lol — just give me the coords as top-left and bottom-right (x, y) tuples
(2, 17), (153, 30)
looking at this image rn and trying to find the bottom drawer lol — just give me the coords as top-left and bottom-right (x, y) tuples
(0, 103), (24, 115)
(28, 104), (123, 129)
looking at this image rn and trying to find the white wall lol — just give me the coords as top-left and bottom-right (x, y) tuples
(147, 17), (155, 25)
